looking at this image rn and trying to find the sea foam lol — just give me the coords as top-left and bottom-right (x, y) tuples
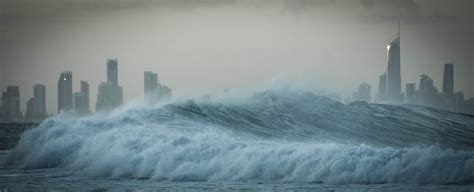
(6, 91), (474, 184)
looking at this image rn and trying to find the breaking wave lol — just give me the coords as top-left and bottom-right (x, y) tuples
(5, 90), (474, 184)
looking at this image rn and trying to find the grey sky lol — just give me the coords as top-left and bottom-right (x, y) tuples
(0, 0), (473, 114)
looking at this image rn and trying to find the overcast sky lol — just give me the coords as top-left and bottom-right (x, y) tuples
(0, 0), (473, 114)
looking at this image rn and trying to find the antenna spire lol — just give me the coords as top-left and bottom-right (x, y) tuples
(397, 18), (400, 38)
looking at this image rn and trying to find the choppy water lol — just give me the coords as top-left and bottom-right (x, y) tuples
(1, 90), (474, 191)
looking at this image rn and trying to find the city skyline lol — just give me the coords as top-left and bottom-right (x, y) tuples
(2, 1), (474, 191)
(0, 0), (473, 114)
(1, 56), (472, 118)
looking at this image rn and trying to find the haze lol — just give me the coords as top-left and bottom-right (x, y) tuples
(0, 0), (473, 114)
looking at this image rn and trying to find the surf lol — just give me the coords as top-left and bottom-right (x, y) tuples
(5, 90), (474, 184)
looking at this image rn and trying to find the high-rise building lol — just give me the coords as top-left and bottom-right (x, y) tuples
(74, 92), (88, 115)
(144, 71), (158, 103)
(33, 84), (47, 119)
(377, 73), (387, 101)
(80, 81), (90, 113)
(419, 74), (438, 106)
(442, 63), (454, 96)
(353, 83), (371, 102)
(96, 59), (123, 111)
(96, 82), (123, 111)
(58, 71), (73, 112)
(107, 59), (118, 86)
(158, 84), (172, 102)
(453, 92), (464, 113)
(144, 71), (172, 104)
(25, 97), (35, 121)
(386, 34), (401, 102)
(465, 98), (474, 115)
(2, 86), (22, 122)
(405, 83), (417, 104)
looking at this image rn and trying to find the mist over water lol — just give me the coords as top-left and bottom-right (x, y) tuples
(4, 89), (474, 186)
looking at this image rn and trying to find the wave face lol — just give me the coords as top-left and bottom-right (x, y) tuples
(6, 91), (474, 184)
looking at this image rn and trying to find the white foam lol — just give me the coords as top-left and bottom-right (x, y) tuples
(6, 109), (474, 184)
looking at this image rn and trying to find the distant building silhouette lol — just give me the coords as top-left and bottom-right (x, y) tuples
(352, 83), (371, 102)
(96, 59), (123, 111)
(405, 83), (417, 104)
(74, 81), (90, 115)
(25, 97), (35, 121)
(158, 85), (172, 102)
(74, 92), (87, 115)
(144, 71), (158, 104)
(376, 73), (387, 101)
(453, 92), (464, 113)
(144, 71), (172, 104)
(107, 59), (118, 86)
(58, 71), (73, 113)
(31, 84), (48, 121)
(418, 74), (438, 106)
(1, 86), (22, 122)
(79, 81), (90, 113)
(442, 63), (454, 96)
(33, 84), (47, 120)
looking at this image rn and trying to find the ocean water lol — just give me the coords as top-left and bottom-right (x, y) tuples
(1, 90), (474, 191)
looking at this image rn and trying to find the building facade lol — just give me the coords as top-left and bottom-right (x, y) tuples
(442, 63), (454, 96)
(405, 83), (417, 104)
(353, 83), (371, 102)
(1, 86), (22, 122)
(58, 71), (73, 112)
(377, 73), (387, 101)
(96, 60), (123, 111)
(144, 71), (172, 104)
(144, 71), (158, 104)
(386, 36), (402, 102)
(107, 59), (118, 86)
(33, 84), (47, 119)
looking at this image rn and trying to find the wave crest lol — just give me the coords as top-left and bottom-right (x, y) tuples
(6, 90), (474, 184)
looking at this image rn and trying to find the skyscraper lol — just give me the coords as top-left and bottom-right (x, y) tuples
(107, 59), (118, 86)
(377, 73), (387, 101)
(58, 71), (73, 112)
(386, 34), (401, 102)
(353, 83), (371, 102)
(33, 84), (46, 118)
(2, 86), (21, 122)
(96, 82), (123, 111)
(158, 84), (172, 102)
(144, 71), (158, 103)
(25, 97), (35, 121)
(96, 59), (123, 111)
(74, 92), (87, 114)
(442, 63), (454, 96)
(453, 92), (464, 113)
(74, 81), (90, 115)
(80, 81), (90, 113)
(144, 71), (172, 104)
(405, 83), (416, 104)
(419, 74), (438, 106)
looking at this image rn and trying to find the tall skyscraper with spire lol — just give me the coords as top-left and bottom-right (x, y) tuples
(385, 20), (402, 102)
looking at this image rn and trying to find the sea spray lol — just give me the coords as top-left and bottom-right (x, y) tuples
(6, 90), (474, 184)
